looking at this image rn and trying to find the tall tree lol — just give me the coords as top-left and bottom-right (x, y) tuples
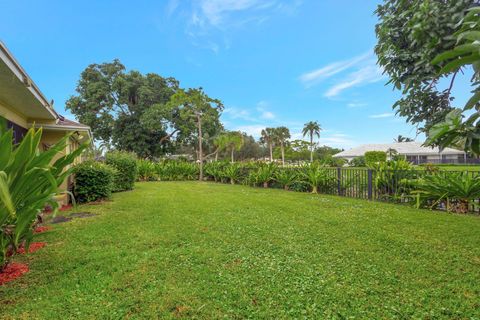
(302, 121), (322, 162)
(273, 127), (291, 166)
(167, 88), (223, 180)
(260, 128), (276, 161)
(224, 131), (244, 163)
(66, 60), (180, 158)
(375, 0), (474, 134)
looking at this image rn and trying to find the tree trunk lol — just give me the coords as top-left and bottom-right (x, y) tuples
(215, 151), (218, 162)
(312, 185), (318, 194)
(269, 143), (273, 162)
(284, 185), (289, 191)
(281, 142), (285, 167)
(263, 181), (269, 188)
(310, 133), (314, 163)
(230, 178), (235, 185)
(197, 113), (203, 181)
(231, 148), (234, 163)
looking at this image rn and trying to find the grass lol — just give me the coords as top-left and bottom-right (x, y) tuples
(1, 182), (480, 319)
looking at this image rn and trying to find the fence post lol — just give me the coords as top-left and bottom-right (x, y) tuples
(337, 167), (342, 196)
(367, 169), (373, 200)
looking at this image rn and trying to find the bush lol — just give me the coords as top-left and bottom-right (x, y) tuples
(365, 151), (387, 166)
(350, 156), (366, 167)
(73, 161), (115, 203)
(105, 151), (137, 192)
(137, 159), (157, 181)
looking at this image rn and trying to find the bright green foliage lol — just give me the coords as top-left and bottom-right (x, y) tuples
(427, 8), (480, 154)
(73, 161), (115, 203)
(3, 182), (479, 318)
(300, 163), (331, 193)
(364, 151), (387, 166)
(222, 163), (243, 184)
(370, 160), (416, 201)
(272, 126), (291, 166)
(105, 151), (137, 192)
(204, 161), (226, 182)
(302, 121), (322, 162)
(350, 156), (366, 167)
(0, 126), (87, 269)
(250, 162), (278, 187)
(260, 128), (276, 161)
(136, 159), (157, 181)
(414, 172), (480, 213)
(274, 169), (297, 190)
(375, 0), (472, 133)
(155, 161), (199, 181)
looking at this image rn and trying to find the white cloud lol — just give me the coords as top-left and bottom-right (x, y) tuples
(256, 100), (276, 120)
(324, 64), (384, 98)
(233, 124), (267, 137)
(299, 51), (372, 87)
(368, 113), (394, 119)
(195, 0), (273, 27)
(347, 102), (367, 108)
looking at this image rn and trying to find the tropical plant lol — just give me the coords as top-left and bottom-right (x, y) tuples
(204, 161), (225, 182)
(260, 128), (276, 161)
(73, 161), (115, 203)
(370, 160), (417, 200)
(300, 163), (330, 193)
(302, 121), (322, 162)
(252, 162), (278, 188)
(0, 125), (87, 269)
(275, 169), (297, 190)
(273, 126), (291, 166)
(137, 159), (157, 181)
(222, 163), (243, 185)
(365, 151), (387, 166)
(350, 156), (366, 167)
(394, 135), (414, 143)
(413, 172), (480, 213)
(156, 161), (199, 181)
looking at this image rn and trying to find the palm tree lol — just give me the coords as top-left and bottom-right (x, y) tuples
(394, 135), (413, 143)
(302, 121), (322, 162)
(224, 131), (244, 163)
(260, 128), (275, 161)
(273, 126), (291, 166)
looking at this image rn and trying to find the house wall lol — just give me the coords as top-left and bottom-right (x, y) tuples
(0, 100), (28, 128)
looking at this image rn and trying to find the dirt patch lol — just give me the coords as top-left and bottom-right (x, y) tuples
(50, 215), (72, 224)
(17, 242), (46, 254)
(0, 263), (29, 285)
(69, 212), (97, 219)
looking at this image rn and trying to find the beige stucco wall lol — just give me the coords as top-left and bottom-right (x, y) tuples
(0, 100), (28, 128)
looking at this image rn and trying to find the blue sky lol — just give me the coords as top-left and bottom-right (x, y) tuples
(0, 0), (473, 149)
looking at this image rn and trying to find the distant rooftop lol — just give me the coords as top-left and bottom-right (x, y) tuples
(333, 142), (464, 158)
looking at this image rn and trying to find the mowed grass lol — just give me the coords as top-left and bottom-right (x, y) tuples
(1, 182), (479, 319)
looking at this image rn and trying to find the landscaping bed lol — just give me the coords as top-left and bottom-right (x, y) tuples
(1, 181), (479, 318)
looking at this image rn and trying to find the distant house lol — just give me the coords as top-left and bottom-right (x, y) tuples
(333, 142), (472, 164)
(0, 41), (91, 203)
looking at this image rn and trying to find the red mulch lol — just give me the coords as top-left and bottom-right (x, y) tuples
(59, 204), (73, 211)
(34, 226), (52, 234)
(17, 242), (47, 254)
(0, 263), (29, 285)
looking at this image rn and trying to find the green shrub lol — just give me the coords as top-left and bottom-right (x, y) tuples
(0, 124), (87, 269)
(155, 161), (198, 181)
(275, 169), (298, 190)
(365, 151), (387, 166)
(73, 161), (115, 203)
(413, 172), (480, 213)
(105, 151), (137, 192)
(222, 163), (243, 184)
(300, 163), (334, 193)
(350, 156), (366, 167)
(137, 159), (157, 181)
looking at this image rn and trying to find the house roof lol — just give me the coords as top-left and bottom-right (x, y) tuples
(0, 40), (57, 120)
(333, 142), (464, 158)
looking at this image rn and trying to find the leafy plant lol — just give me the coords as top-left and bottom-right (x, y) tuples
(0, 126), (87, 269)
(222, 163), (242, 185)
(105, 151), (137, 192)
(252, 163), (278, 188)
(370, 160), (417, 201)
(204, 161), (226, 182)
(300, 163), (331, 194)
(365, 151), (387, 166)
(136, 159), (157, 182)
(73, 161), (115, 203)
(413, 172), (480, 213)
(350, 156), (366, 167)
(275, 169), (297, 190)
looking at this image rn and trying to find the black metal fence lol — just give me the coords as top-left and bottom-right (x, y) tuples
(314, 168), (480, 204)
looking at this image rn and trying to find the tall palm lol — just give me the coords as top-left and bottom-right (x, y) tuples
(394, 135), (413, 143)
(273, 126), (291, 166)
(225, 131), (244, 163)
(260, 128), (276, 162)
(302, 121), (322, 162)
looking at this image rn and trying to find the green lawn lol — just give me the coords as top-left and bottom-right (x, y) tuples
(1, 182), (479, 319)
